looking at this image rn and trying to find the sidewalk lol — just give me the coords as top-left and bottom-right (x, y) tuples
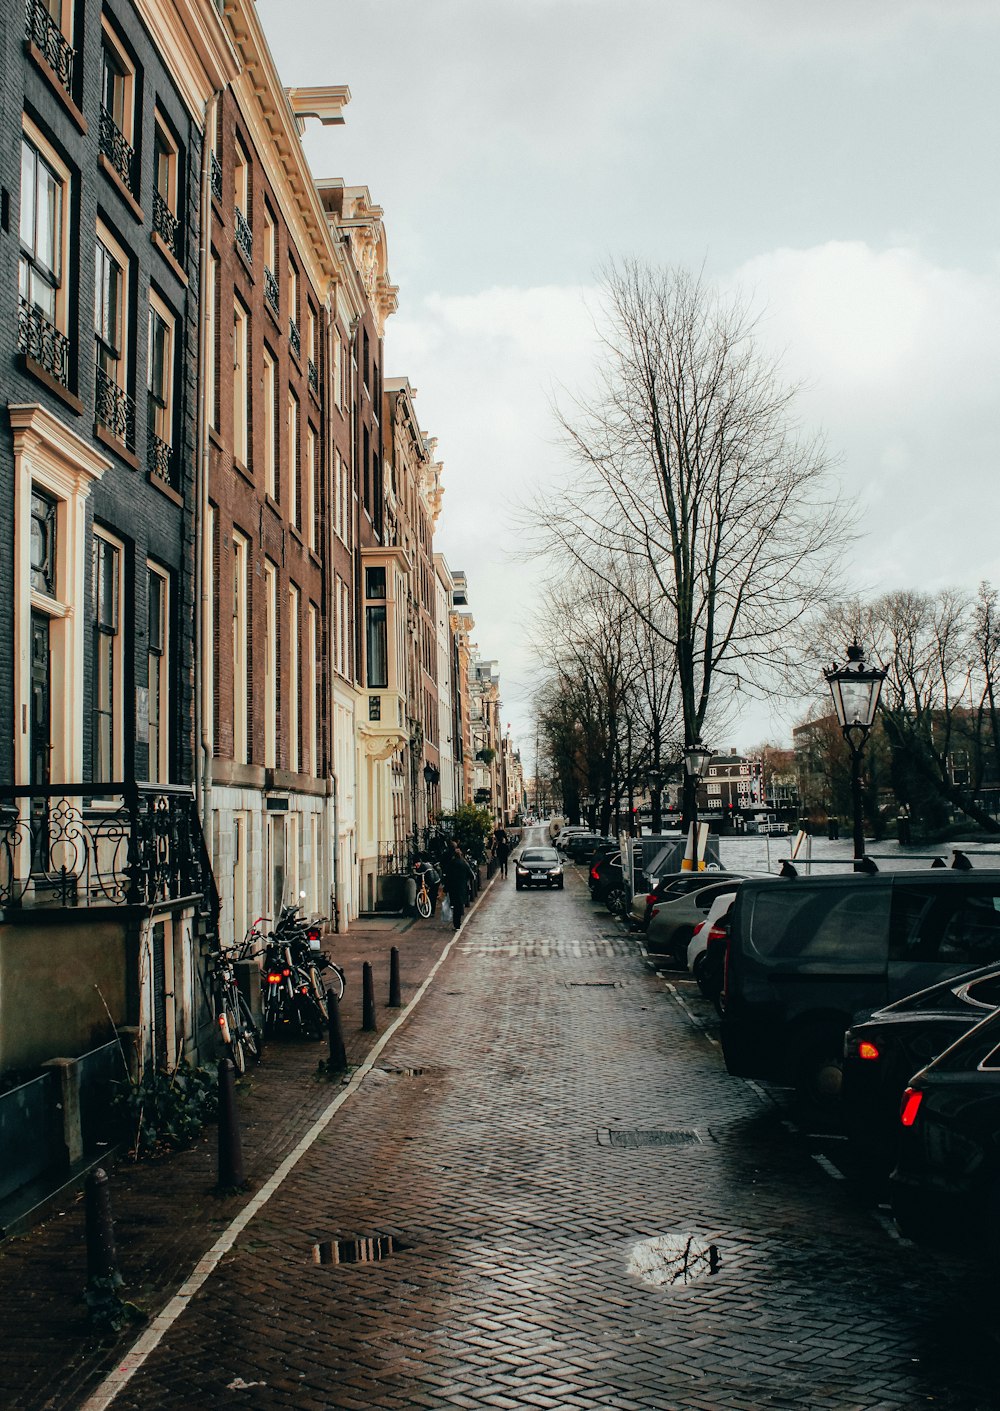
(0, 888), (487, 1411)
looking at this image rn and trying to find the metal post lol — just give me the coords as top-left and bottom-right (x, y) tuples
(216, 1058), (245, 1190)
(362, 961), (377, 1032)
(388, 946), (401, 1008)
(85, 1167), (119, 1286)
(326, 993), (347, 1072)
(850, 745), (865, 871)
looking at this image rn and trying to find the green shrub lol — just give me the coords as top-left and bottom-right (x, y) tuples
(113, 1060), (218, 1159)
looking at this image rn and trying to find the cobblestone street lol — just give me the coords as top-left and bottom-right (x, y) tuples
(8, 832), (1000, 1411)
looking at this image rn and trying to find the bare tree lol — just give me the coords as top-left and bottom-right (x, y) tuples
(536, 261), (852, 826)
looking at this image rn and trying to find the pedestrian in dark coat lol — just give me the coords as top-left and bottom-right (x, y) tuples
(494, 829), (510, 878)
(441, 845), (478, 931)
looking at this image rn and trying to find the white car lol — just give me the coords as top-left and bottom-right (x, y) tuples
(686, 890), (737, 986)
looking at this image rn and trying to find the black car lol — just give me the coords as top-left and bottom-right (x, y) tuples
(843, 964), (1000, 1175)
(562, 833), (611, 863)
(515, 847), (565, 891)
(890, 1006), (1000, 1253)
(588, 846), (625, 904)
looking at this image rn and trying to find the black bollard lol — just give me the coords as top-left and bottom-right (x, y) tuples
(388, 946), (401, 1008)
(217, 1058), (245, 1191)
(362, 961), (377, 1032)
(85, 1167), (120, 1286)
(326, 992), (347, 1072)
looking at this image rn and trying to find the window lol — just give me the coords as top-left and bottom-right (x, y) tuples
(232, 531), (248, 764)
(18, 126), (71, 386)
(305, 425), (316, 550)
(335, 575), (349, 679)
(233, 139), (251, 260)
(288, 583), (300, 773)
(99, 22), (136, 193)
(30, 488), (58, 597)
(262, 347), (276, 498)
(332, 333), (341, 409)
(263, 204), (278, 315)
(233, 300), (249, 467)
(95, 225), (134, 448)
(206, 254), (218, 430)
(25, 0), (76, 98)
(152, 115), (180, 259)
(264, 559), (277, 767)
(307, 602), (318, 773)
(366, 604), (387, 689)
(287, 391), (299, 527)
(147, 563), (169, 782)
(365, 566), (386, 599)
(93, 529), (123, 782)
(334, 449), (349, 545)
(306, 305), (317, 392)
(147, 294), (174, 482)
(288, 259), (300, 356)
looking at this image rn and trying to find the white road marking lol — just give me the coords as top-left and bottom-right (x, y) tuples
(812, 1153), (845, 1181)
(872, 1210), (913, 1246)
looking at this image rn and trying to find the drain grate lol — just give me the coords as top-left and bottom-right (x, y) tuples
(598, 1128), (702, 1148)
(377, 1066), (435, 1078)
(566, 980), (621, 989)
(312, 1234), (399, 1265)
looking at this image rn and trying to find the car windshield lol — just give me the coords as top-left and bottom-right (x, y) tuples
(522, 850), (558, 863)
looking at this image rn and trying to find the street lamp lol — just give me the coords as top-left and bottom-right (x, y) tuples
(825, 641), (886, 870)
(683, 741), (713, 868)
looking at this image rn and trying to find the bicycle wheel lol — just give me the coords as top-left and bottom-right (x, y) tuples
(326, 963), (346, 1003)
(236, 991), (262, 1064)
(415, 885), (432, 919)
(223, 998), (247, 1075)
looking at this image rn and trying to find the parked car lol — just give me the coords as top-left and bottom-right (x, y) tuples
(514, 847), (565, 891)
(890, 1006), (1000, 1253)
(843, 963), (1000, 1175)
(629, 870), (746, 930)
(562, 833), (612, 863)
(645, 878), (744, 964)
(720, 869), (1000, 1103)
(553, 826), (590, 850)
(687, 891), (738, 1002)
(588, 845), (626, 906)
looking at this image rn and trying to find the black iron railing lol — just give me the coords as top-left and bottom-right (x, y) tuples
(264, 265), (279, 316)
(234, 207), (252, 261)
(289, 318), (301, 359)
(210, 151), (222, 203)
(95, 364), (136, 449)
(99, 107), (135, 194)
(25, 0), (75, 95)
(17, 298), (70, 387)
(0, 783), (218, 923)
(148, 431), (173, 487)
(308, 358), (318, 394)
(152, 191), (180, 260)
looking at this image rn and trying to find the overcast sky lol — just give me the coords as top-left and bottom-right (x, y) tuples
(259, 0), (1000, 760)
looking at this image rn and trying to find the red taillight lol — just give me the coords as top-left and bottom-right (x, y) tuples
(900, 1088), (924, 1127)
(307, 926), (321, 941)
(266, 972), (282, 983)
(590, 866), (600, 881)
(646, 894), (657, 907)
(859, 1040), (880, 1062)
(707, 925), (726, 942)
(650, 907), (659, 918)
(282, 967), (291, 977)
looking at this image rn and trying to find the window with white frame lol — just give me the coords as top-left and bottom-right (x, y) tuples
(231, 530), (248, 764)
(264, 559), (277, 767)
(92, 528), (124, 782)
(19, 124), (72, 387)
(233, 137), (248, 217)
(332, 333), (341, 409)
(152, 113), (180, 259)
(288, 581), (300, 773)
(262, 345), (276, 498)
(146, 562), (169, 782)
(147, 293), (174, 479)
(233, 299), (249, 467)
(95, 224), (133, 446)
(287, 390), (299, 528)
(305, 424), (316, 550)
(206, 254), (218, 430)
(99, 20), (136, 193)
(307, 601), (318, 773)
(287, 258), (299, 354)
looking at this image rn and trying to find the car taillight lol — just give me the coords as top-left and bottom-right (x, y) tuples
(650, 907), (659, 918)
(900, 1088), (924, 1127)
(707, 925), (726, 942)
(859, 1040), (880, 1062)
(590, 866), (600, 881)
(646, 894), (657, 907)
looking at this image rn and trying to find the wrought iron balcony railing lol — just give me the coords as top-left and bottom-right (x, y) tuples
(148, 431), (174, 487)
(210, 151), (222, 203)
(264, 265), (279, 316)
(95, 364), (136, 450)
(99, 107), (135, 195)
(152, 191), (180, 260)
(0, 783), (219, 925)
(234, 207), (252, 261)
(308, 358), (319, 394)
(25, 0), (75, 96)
(17, 298), (70, 387)
(289, 318), (301, 359)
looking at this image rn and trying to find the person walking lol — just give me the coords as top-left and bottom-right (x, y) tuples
(441, 843), (478, 932)
(493, 828), (510, 879)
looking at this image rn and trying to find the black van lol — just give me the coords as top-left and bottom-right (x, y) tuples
(720, 871), (1000, 1100)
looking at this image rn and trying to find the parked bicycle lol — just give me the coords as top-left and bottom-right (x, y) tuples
(210, 933), (262, 1076)
(411, 858), (439, 919)
(261, 905), (344, 1038)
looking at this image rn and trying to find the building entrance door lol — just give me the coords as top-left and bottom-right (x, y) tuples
(30, 611), (51, 870)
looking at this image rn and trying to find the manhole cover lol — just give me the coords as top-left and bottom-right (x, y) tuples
(597, 1128), (702, 1148)
(628, 1232), (721, 1287)
(312, 1234), (399, 1265)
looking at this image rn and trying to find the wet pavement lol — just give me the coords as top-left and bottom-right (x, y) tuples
(4, 828), (999, 1410)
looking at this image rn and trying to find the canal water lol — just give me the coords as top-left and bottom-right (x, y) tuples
(717, 832), (1000, 876)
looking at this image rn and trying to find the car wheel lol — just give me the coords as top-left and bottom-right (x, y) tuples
(515, 880), (523, 891)
(557, 879), (564, 890)
(793, 1025), (846, 1109)
(692, 951), (711, 996)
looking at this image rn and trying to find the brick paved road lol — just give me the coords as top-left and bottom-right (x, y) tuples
(75, 832), (999, 1409)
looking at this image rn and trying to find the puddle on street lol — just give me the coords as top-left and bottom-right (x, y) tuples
(628, 1232), (721, 1288)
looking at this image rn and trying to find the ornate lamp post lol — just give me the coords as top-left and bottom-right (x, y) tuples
(824, 641), (886, 871)
(683, 741), (713, 868)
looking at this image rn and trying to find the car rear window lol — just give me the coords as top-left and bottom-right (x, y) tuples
(748, 883), (891, 963)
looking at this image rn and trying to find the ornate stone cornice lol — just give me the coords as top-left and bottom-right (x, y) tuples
(133, 0), (239, 120)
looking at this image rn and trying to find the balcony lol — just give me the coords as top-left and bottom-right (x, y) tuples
(99, 107), (135, 195)
(308, 358), (318, 394)
(210, 151), (222, 203)
(0, 783), (218, 918)
(289, 318), (301, 359)
(148, 431), (174, 488)
(24, 0), (75, 97)
(17, 299), (70, 388)
(260, 267), (278, 319)
(95, 365), (136, 450)
(234, 207), (252, 262)
(152, 190), (180, 261)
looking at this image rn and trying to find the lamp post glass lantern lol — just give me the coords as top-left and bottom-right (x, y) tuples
(683, 741), (712, 869)
(824, 641), (886, 869)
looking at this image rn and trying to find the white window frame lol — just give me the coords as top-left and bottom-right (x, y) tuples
(95, 220), (130, 393)
(147, 291), (174, 448)
(206, 254), (218, 430)
(233, 298), (249, 467)
(146, 561), (169, 783)
(264, 559), (277, 768)
(305, 423), (316, 550)
(100, 18), (135, 148)
(288, 581), (300, 773)
(92, 526), (125, 783)
(231, 530), (249, 764)
(287, 390), (299, 528)
(332, 334), (341, 410)
(19, 120), (71, 339)
(233, 138), (249, 220)
(152, 110), (178, 216)
(307, 601), (318, 774)
(262, 346), (276, 499)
